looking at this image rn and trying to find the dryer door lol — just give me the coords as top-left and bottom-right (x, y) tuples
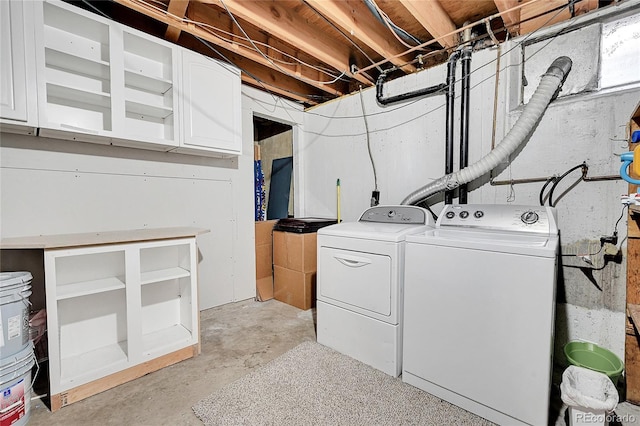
(318, 247), (392, 317)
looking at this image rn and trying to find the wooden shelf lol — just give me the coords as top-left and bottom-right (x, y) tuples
(140, 267), (190, 286)
(57, 276), (125, 300)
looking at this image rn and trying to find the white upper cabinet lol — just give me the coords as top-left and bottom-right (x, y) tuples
(12, 0), (241, 157)
(0, 0), (38, 133)
(35, 0), (116, 143)
(178, 49), (242, 157)
(112, 29), (179, 149)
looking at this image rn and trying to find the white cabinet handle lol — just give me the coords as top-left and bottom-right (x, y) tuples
(333, 254), (371, 268)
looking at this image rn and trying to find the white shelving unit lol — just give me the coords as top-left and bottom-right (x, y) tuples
(11, 0), (242, 156)
(119, 30), (178, 146)
(1, 227), (207, 411)
(37, 1), (114, 137)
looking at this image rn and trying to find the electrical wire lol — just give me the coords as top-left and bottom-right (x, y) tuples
(359, 87), (378, 191)
(219, 0), (349, 85)
(130, 0), (349, 85)
(367, 0), (425, 50)
(302, 0), (382, 73)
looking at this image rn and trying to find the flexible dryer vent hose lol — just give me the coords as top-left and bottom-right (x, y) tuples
(401, 56), (573, 206)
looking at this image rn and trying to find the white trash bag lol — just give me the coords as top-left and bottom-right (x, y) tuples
(561, 366), (619, 411)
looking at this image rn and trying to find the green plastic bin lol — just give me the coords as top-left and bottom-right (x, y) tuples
(564, 341), (624, 385)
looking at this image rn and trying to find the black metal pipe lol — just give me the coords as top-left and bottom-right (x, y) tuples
(375, 73), (447, 105)
(444, 51), (460, 204)
(458, 46), (472, 204)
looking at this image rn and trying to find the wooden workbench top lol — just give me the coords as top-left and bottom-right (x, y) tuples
(1, 227), (209, 249)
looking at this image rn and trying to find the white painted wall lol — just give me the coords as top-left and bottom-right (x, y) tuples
(301, 8), (640, 364)
(0, 86), (303, 312)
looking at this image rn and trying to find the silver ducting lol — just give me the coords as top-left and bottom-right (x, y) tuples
(401, 56), (573, 206)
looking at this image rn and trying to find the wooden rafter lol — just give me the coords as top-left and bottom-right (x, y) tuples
(398, 0), (457, 48)
(165, 0), (190, 42)
(113, 0), (346, 97)
(304, 0), (417, 74)
(196, 0), (373, 86)
(494, 0), (521, 35)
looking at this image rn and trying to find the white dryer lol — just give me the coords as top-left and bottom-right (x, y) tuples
(403, 204), (559, 426)
(316, 205), (434, 377)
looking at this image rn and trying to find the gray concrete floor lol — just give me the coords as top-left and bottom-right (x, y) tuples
(28, 298), (316, 426)
(26, 297), (640, 425)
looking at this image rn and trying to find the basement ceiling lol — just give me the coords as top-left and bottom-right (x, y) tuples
(72, 0), (607, 107)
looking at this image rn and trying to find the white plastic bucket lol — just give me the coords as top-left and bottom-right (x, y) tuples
(0, 343), (36, 426)
(0, 272), (33, 358)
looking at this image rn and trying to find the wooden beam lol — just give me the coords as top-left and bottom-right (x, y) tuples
(114, 0), (345, 96)
(180, 35), (326, 105)
(196, 0), (373, 86)
(519, 0), (570, 35)
(494, 0), (521, 35)
(305, 0), (416, 74)
(165, 0), (190, 42)
(398, 0), (457, 49)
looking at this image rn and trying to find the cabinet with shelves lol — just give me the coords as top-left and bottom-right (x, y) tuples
(0, 0), (39, 134)
(117, 30), (179, 147)
(36, 0), (114, 140)
(0, 227), (208, 410)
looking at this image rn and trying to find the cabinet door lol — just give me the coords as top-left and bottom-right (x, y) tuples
(179, 49), (242, 156)
(0, 0), (37, 131)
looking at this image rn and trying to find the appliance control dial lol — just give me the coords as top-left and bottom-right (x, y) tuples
(474, 210), (484, 218)
(459, 211), (469, 219)
(521, 210), (539, 225)
(445, 211), (455, 219)
(387, 210), (396, 218)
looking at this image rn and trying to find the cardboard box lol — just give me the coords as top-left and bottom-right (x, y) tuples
(273, 265), (316, 310)
(256, 276), (274, 302)
(255, 220), (278, 301)
(273, 231), (317, 273)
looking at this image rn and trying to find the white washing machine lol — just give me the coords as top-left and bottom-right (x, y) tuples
(402, 204), (559, 426)
(316, 205), (434, 377)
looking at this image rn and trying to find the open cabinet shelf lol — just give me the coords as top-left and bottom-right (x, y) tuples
(19, 229), (208, 411)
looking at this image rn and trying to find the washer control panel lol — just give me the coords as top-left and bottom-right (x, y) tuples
(437, 204), (557, 234)
(359, 205), (428, 224)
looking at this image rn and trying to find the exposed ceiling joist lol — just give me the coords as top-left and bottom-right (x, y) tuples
(87, 0), (605, 107)
(493, 0), (521, 35)
(114, 0), (346, 97)
(397, 0), (458, 48)
(165, 0), (189, 41)
(197, 0), (374, 86)
(304, 0), (417, 74)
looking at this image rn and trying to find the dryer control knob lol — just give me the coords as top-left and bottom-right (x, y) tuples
(387, 210), (396, 218)
(445, 211), (455, 219)
(521, 211), (539, 224)
(459, 211), (469, 219)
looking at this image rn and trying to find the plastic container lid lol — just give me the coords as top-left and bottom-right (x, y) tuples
(564, 341), (624, 384)
(273, 218), (337, 234)
(0, 271), (33, 289)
